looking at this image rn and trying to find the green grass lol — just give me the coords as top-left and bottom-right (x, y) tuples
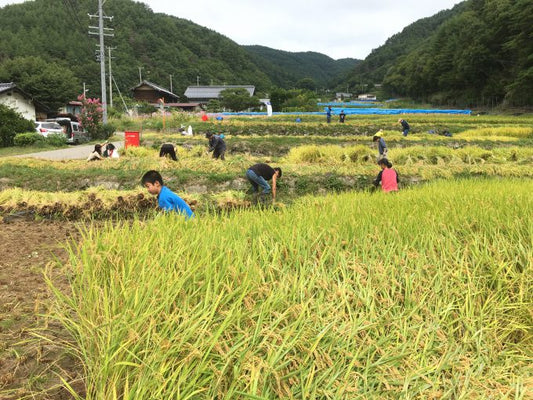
(47, 178), (532, 399)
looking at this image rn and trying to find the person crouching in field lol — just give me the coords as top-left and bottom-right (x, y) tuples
(141, 170), (194, 218)
(205, 131), (226, 160)
(87, 142), (106, 161)
(246, 163), (282, 204)
(373, 158), (399, 192)
(103, 143), (119, 158)
(373, 130), (387, 160)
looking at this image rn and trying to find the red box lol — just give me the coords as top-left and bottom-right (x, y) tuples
(124, 131), (140, 148)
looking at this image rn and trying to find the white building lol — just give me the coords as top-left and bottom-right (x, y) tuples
(0, 82), (48, 120)
(357, 93), (377, 101)
(184, 85), (255, 104)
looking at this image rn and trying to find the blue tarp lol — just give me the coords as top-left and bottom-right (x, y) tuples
(219, 107), (471, 116)
(325, 107), (472, 115)
(317, 101), (376, 107)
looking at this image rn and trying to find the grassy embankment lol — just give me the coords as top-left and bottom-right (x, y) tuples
(47, 179), (532, 399)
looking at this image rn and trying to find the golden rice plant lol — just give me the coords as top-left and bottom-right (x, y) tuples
(47, 178), (532, 399)
(456, 126), (533, 139)
(286, 145), (375, 164)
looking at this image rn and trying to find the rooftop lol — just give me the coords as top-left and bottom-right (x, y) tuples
(132, 80), (179, 100)
(184, 85), (255, 99)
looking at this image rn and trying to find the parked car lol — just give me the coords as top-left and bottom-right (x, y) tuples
(34, 121), (64, 137)
(47, 118), (90, 144)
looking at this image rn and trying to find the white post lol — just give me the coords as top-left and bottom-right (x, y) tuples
(108, 47), (113, 108)
(98, 0), (108, 124)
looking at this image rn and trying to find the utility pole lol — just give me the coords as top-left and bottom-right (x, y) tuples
(138, 66), (143, 84)
(108, 46), (116, 108)
(197, 75), (200, 86)
(169, 74), (173, 93)
(89, 0), (114, 124)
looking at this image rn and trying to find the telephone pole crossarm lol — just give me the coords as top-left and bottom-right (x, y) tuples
(88, 0), (114, 124)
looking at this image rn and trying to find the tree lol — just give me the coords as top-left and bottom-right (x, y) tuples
(270, 88), (291, 112)
(296, 77), (317, 91)
(0, 56), (80, 112)
(219, 88), (260, 112)
(206, 99), (222, 112)
(0, 104), (34, 147)
(268, 87), (318, 112)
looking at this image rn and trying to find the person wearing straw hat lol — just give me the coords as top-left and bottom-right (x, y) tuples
(372, 130), (388, 160)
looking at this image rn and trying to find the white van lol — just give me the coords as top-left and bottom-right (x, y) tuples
(47, 118), (90, 144)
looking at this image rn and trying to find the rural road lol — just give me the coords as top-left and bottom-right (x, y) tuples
(13, 134), (125, 161)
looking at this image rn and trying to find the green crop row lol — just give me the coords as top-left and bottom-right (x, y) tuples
(47, 178), (532, 399)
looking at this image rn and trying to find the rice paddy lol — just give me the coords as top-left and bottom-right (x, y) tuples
(1, 113), (532, 399)
(47, 179), (532, 399)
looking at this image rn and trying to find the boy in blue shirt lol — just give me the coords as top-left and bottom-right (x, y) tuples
(141, 170), (194, 219)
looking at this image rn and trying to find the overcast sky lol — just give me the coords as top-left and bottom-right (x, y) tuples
(0, 0), (463, 59)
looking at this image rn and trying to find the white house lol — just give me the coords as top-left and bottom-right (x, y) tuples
(184, 85), (255, 104)
(0, 82), (48, 120)
(357, 93), (377, 101)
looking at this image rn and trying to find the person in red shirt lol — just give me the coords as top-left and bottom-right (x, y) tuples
(373, 158), (399, 192)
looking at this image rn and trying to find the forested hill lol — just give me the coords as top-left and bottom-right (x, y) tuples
(0, 0), (359, 110)
(341, 3), (467, 90)
(345, 0), (533, 107)
(0, 0), (275, 108)
(243, 45), (359, 89)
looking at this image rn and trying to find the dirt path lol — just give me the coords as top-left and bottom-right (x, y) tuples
(0, 219), (84, 399)
(13, 140), (124, 161)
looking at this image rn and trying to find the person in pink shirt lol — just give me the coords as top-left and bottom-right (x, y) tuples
(373, 158), (399, 192)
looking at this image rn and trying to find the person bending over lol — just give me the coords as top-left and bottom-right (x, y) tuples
(159, 143), (178, 161)
(141, 170), (194, 218)
(245, 163), (282, 203)
(205, 131), (226, 160)
(373, 158), (399, 193)
(398, 119), (410, 136)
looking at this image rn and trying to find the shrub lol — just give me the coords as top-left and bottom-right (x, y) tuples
(95, 122), (116, 140)
(46, 133), (67, 146)
(0, 104), (35, 147)
(13, 132), (45, 146)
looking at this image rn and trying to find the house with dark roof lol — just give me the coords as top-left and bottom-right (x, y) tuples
(0, 82), (49, 120)
(184, 85), (255, 104)
(165, 102), (203, 112)
(132, 80), (180, 104)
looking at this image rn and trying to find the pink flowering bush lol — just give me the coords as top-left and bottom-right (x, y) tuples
(78, 96), (114, 139)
